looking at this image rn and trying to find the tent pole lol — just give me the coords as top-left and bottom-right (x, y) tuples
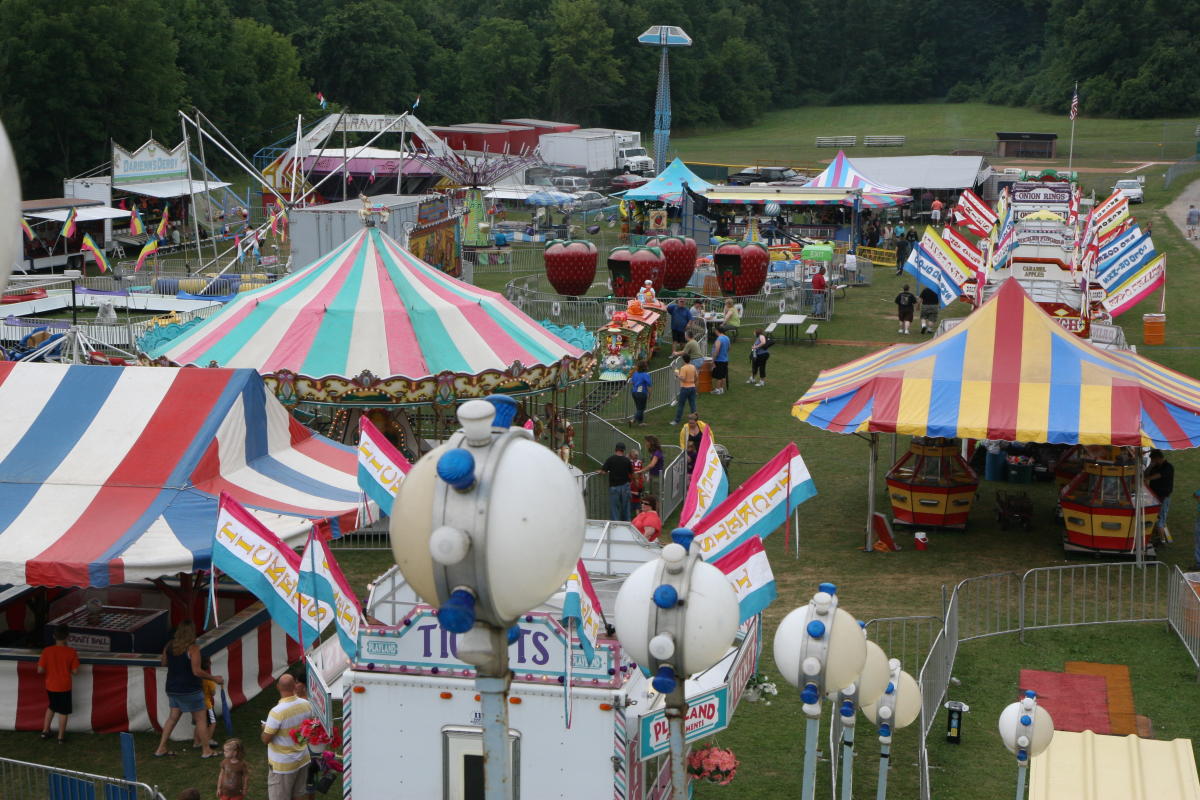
(181, 115), (203, 273)
(866, 433), (878, 550)
(1135, 447), (1145, 565)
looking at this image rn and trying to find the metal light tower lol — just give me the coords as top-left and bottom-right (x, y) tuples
(638, 25), (691, 175)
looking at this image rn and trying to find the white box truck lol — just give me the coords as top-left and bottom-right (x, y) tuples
(335, 523), (762, 800)
(538, 129), (654, 176)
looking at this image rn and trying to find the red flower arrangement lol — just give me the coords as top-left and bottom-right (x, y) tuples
(290, 718), (342, 750)
(687, 744), (739, 786)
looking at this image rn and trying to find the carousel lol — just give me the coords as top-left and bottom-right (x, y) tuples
(793, 279), (1200, 559)
(141, 217), (595, 457)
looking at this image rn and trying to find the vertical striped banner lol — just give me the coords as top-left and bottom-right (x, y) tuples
(343, 679), (353, 799)
(612, 699), (627, 800)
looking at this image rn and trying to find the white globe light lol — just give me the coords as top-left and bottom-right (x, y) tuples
(614, 557), (738, 675)
(429, 526), (471, 565)
(862, 669), (921, 730)
(998, 701), (1054, 757)
(0, 118), (20, 294)
(648, 633), (676, 660)
(391, 432), (586, 624)
(773, 602), (866, 694)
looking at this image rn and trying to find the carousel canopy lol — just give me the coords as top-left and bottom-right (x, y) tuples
(793, 279), (1200, 448)
(802, 150), (911, 207)
(0, 363), (361, 589)
(146, 226), (585, 381)
(622, 158), (713, 203)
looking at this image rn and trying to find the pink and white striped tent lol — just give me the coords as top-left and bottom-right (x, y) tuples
(803, 150), (911, 207)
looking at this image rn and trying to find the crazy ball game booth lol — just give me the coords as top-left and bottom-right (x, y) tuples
(793, 280), (1200, 558)
(0, 363), (363, 734)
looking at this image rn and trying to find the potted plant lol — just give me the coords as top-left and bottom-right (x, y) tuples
(687, 743), (739, 786)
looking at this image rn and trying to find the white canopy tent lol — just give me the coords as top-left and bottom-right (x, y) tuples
(26, 207), (130, 222)
(849, 155), (991, 191)
(116, 179), (232, 199)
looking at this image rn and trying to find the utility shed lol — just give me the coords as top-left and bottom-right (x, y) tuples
(996, 131), (1058, 159)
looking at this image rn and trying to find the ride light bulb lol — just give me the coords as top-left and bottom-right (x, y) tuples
(429, 526), (471, 565)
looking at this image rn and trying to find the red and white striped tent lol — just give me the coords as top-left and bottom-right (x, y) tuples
(0, 362), (363, 734)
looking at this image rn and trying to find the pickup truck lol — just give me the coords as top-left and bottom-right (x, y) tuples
(1111, 178), (1144, 203)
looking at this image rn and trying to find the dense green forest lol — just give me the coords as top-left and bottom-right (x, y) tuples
(1, 0), (1197, 195)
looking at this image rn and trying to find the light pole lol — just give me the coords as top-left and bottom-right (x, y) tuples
(390, 395), (586, 800)
(998, 690), (1054, 800)
(837, 634), (890, 800)
(861, 659), (922, 800)
(613, 528), (738, 798)
(63, 269), (81, 326)
(0, 117), (19, 295)
(773, 584), (867, 800)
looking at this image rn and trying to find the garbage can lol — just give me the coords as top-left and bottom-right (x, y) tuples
(984, 451), (1006, 481)
(1006, 460), (1033, 484)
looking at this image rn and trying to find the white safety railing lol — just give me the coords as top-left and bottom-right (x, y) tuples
(0, 756), (166, 800)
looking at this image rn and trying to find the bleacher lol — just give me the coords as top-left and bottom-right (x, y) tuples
(815, 136), (857, 148)
(864, 135), (906, 147)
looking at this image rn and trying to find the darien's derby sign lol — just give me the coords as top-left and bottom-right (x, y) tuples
(112, 140), (188, 185)
(357, 608), (621, 685)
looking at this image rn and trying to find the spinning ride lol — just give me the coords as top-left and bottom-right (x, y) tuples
(1059, 448), (1159, 554)
(885, 437), (978, 529)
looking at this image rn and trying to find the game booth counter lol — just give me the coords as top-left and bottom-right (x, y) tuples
(793, 279), (1200, 556)
(0, 363), (365, 735)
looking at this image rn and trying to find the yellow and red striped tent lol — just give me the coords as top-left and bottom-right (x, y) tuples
(793, 279), (1200, 449)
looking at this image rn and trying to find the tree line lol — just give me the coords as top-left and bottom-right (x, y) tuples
(2, 0), (1195, 196)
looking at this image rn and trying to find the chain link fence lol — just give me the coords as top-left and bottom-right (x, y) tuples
(1164, 155), (1200, 189)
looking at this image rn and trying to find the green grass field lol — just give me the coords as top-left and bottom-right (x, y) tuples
(672, 102), (1200, 169)
(3, 103), (1200, 798)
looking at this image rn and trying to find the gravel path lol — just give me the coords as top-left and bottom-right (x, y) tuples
(1162, 176), (1200, 246)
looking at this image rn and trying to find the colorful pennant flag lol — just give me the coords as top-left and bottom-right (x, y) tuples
(129, 205), (145, 235)
(713, 536), (777, 624)
(691, 443), (816, 562)
(1096, 232), (1156, 292)
(357, 416), (410, 516)
(369, 167), (377, 184)
(1069, 86), (1079, 121)
(1102, 254), (1165, 317)
(298, 528), (364, 659)
(919, 228), (972, 291)
(952, 189), (997, 237)
(679, 426), (729, 529)
(941, 226), (984, 274)
(79, 233), (109, 273)
(561, 559), (604, 662)
(134, 238), (158, 272)
(20, 217), (34, 241)
(212, 493), (325, 648)
(317, 92), (328, 110)
(60, 208), (77, 239)
(156, 207), (170, 238)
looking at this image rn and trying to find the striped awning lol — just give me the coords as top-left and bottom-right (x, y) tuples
(799, 150), (912, 207)
(0, 363), (362, 588)
(793, 279), (1200, 448)
(147, 226), (586, 381)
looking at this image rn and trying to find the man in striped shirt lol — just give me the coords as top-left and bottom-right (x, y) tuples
(261, 674), (313, 800)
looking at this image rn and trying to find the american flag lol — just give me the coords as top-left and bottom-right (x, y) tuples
(1069, 87), (1079, 121)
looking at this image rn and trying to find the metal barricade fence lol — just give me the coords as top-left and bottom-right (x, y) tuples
(863, 615), (942, 678)
(1167, 567), (1200, 674)
(462, 245), (545, 275)
(0, 756), (166, 800)
(1020, 561), (1170, 640)
(954, 571), (1021, 641)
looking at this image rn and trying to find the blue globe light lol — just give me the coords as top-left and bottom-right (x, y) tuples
(879, 723), (891, 737)
(507, 625), (521, 645)
(438, 588), (477, 633)
(1020, 715), (1032, 726)
(801, 684), (819, 704)
(437, 449), (476, 491)
(885, 682), (895, 695)
(1017, 749), (1028, 762)
(1025, 690), (1037, 698)
(670, 527), (695, 549)
(652, 584), (679, 609)
(806, 620), (826, 639)
(819, 582), (838, 595)
(652, 666), (677, 694)
(840, 700), (855, 717)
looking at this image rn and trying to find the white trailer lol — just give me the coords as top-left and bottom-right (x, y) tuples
(338, 522), (762, 800)
(538, 130), (654, 176)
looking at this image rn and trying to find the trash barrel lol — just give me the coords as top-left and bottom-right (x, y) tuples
(697, 359), (714, 393)
(1143, 313), (1165, 345)
(984, 451), (1006, 481)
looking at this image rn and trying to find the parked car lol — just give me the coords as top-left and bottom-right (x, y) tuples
(551, 176), (590, 192)
(610, 173), (651, 192)
(1111, 178), (1144, 204)
(570, 191), (610, 211)
(727, 166), (802, 185)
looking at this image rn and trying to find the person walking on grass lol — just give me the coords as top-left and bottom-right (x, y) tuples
(711, 328), (730, 394)
(811, 266), (828, 319)
(629, 361), (651, 426)
(918, 285), (939, 334)
(667, 297), (691, 346)
(1146, 449), (1173, 545)
(217, 738), (250, 800)
(748, 329), (772, 386)
(262, 674), (313, 800)
(154, 620), (223, 759)
(38, 623), (78, 743)
(672, 354), (698, 424)
(601, 443), (634, 521)
(1187, 205), (1199, 240)
(895, 284), (918, 335)
(638, 435), (665, 499)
